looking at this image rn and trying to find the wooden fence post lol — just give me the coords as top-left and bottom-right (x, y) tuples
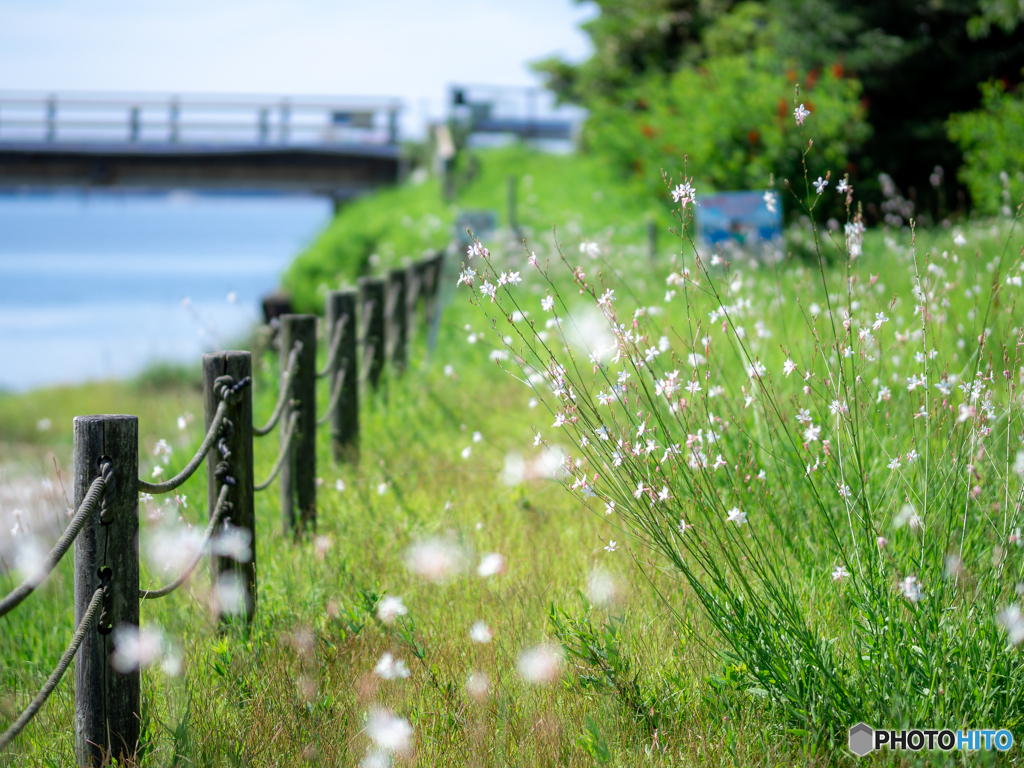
(422, 251), (444, 329)
(74, 415), (139, 765)
(386, 266), (408, 373)
(326, 289), (359, 462)
(359, 277), (386, 390)
(280, 315), (317, 537)
(405, 262), (422, 339)
(203, 351), (255, 622)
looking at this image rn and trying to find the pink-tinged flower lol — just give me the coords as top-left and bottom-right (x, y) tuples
(671, 182), (696, 207)
(528, 252), (538, 267)
(479, 281), (497, 302)
(456, 267), (476, 286)
(552, 413), (566, 428)
(467, 241), (489, 259)
(764, 190), (777, 214)
(604, 540), (618, 553)
(794, 103), (810, 125)
(876, 536), (888, 549)
(812, 176), (828, 195)
(541, 295), (554, 311)
(517, 644), (563, 684)
(783, 358), (797, 377)
(831, 565), (849, 582)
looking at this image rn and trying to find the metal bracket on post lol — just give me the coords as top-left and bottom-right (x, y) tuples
(279, 315), (317, 537)
(203, 351), (256, 623)
(74, 415), (139, 766)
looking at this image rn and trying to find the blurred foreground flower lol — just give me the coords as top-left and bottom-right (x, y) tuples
(110, 624), (164, 673)
(377, 595), (407, 624)
(465, 671), (490, 701)
(366, 707), (413, 754)
(469, 621), (493, 644)
(405, 538), (467, 583)
(517, 643), (563, 685)
(477, 552), (505, 578)
(374, 652), (410, 680)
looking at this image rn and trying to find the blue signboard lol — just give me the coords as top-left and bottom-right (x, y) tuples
(696, 191), (782, 248)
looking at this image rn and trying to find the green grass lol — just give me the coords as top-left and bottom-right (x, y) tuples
(3, 153), (1024, 765)
(282, 144), (672, 314)
(0, 304), (801, 767)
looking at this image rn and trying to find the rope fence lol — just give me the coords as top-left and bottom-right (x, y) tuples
(0, 249), (445, 762)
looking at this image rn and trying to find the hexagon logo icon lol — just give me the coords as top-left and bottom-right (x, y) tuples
(849, 722), (874, 757)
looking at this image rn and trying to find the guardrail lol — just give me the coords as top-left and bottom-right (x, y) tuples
(0, 91), (402, 146)
(0, 250), (444, 763)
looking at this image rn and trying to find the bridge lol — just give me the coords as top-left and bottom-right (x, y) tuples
(0, 91), (405, 202)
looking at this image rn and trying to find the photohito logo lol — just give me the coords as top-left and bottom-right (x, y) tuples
(848, 723), (1014, 756)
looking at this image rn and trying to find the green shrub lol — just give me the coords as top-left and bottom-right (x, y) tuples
(584, 48), (870, 214)
(948, 80), (1024, 216)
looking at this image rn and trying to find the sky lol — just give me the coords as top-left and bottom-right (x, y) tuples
(0, 0), (595, 136)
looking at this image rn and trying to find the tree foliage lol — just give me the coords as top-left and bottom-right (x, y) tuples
(535, 0), (1024, 213)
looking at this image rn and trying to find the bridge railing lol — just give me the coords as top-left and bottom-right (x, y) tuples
(0, 92), (402, 146)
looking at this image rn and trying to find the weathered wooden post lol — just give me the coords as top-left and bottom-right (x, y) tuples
(203, 351), (255, 622)
(405, 262), (422, 339)
(74, 415), (139, 765)
(422, 251), (444, 328)
(386, 266), (408, 373)
(326, 289), (359, 462)
(359, 277), (386, 390)
(280, 315), (317, 536)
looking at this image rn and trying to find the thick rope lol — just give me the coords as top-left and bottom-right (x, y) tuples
(0, 466), (109, 619)
(254, 341), (302, 437)
(139, 400), (227, 494)
(316, 364), (347, 427)
(0, 586), (104, 752)
(139, 484), (232, 601)
(316, 315), (348, 379)
(254, 411), (299, 492)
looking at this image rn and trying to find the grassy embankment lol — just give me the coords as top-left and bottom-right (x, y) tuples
(1, 143), (1019, 766)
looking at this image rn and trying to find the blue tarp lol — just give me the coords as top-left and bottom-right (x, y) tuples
(696, 191), (782, 248)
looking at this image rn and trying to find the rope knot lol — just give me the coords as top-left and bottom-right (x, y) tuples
(214, 375), (252, 405)
(216, 418), (234, 459)
(214, 461), (237, 487)
(97, 567), (114, 635)
(98, 458), (116, 525)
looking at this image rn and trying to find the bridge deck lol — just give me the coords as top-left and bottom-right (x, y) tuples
(0, 91), (404, 197)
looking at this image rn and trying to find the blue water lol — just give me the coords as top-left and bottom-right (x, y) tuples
(0, 193), (332, 391)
